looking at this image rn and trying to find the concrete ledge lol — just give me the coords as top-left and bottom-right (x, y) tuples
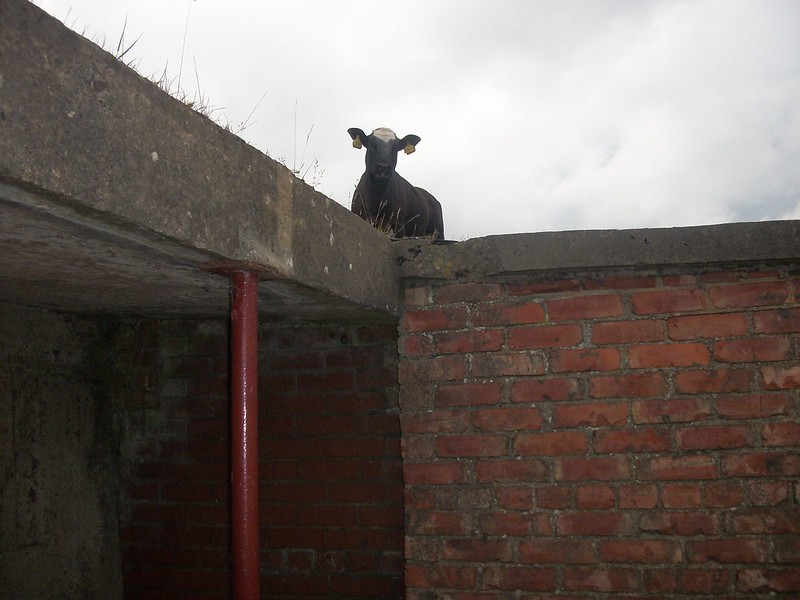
(0, 0), (397, 319)
(396, 220), (800, 282)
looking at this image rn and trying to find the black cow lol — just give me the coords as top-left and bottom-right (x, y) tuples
(348, 127), (444, 239)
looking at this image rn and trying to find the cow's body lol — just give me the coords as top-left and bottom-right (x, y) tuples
(348, 127), (444, 239)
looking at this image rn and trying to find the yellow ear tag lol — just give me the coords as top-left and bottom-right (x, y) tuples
(404, 143), (416, 155)
(352, 137), (363, 149)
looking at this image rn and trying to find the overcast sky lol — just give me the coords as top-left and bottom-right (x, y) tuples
(34, 0), (800, 240)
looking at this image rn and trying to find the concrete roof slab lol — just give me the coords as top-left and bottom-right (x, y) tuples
(0, 0), (397, 321)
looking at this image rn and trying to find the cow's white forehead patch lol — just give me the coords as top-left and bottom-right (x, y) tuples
(372, 128), (397, 142)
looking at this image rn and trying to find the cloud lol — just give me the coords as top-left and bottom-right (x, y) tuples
(34, 0), (800, 239)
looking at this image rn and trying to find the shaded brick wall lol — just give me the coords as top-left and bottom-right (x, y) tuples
(399, 267), (800, 598)
(118, 320), (403, 599)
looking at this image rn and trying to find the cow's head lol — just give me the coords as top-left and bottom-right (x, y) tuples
(348, 127), (421, 187)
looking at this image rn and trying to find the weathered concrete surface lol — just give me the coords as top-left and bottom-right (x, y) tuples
(396, 220), (800, 282)
(0, 304), (123, 600)
(0, 0), (398, 321)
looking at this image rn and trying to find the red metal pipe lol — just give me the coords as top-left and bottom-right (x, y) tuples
(230, 270), (259, 600)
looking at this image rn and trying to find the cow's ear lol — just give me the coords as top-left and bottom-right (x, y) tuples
(400, 134), (421, 155)
(348, 128), (368, 150)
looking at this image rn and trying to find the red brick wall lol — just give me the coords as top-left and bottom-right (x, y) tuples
(399, 268), (800, 598)
(118, 320), (403, 599)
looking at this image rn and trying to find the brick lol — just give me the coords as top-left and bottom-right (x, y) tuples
(599, 540), (682, 563)
(405, 564), (477, 589)
(589, 372), (665, 398)
(436, 434), (507, 457)
(321, 436), (385, 458)
(405, 536), (442, 561)
(737, 568), (800, 593)
(271, 351), (324, 371)
(442, 538), (512, 562)
(677, 425), (748, 450)
(514, 431), (589, 456)
(536, 485), (572, 509)
(298, 459), (361, 481)
(436, 382), (503, 407)
(673, 368), (752, 394)
(402, 410), (469, 434)
(562, 567), (640, 592)
(471, 406), (542, 431)
(762, 422), (800, 446)
(592, 319), (664, 344)
(546, 294), (625, 321)
(507, 279), (582, 295)
(471, 352), (544, 377)
(519, 539), (594, 564)
(434, 329), (504, 354)
(667, 312), (749, 339)
(479, 512), (535, 536)
(775, 538), (800, 563)
(297, 414), (355, 436)
(640, 512), (718, 536)
(482, 566), (558, 592)
(704, 481), (744, 507)
(709, 281), (790, 308)
(475, 459), (549, 483)
(557, 512), (632, 536)
(716, 393), (791, 419)
(552, 401), (628, 428)
(689, 539), (767, 563)
(628, 342), (710, 368)
(507, 323), (582, 350)
(399, 356), (466, 384)
(619, 484), (658, 509)
(645, 568), (730, 594)
(434, 282), (501, 304)
(662, 483), (702, 508)
(511, 377), (582, 402)
(747, 481), (790, 506)
(297, 504), (358, 527)
(398, 385), (435, 415)
(633, 397), (712, 424)
(436, 485), (493, 510)
(723, 451), (800, 477)
(594, 428), (670, 453)
(405, 433), (440, 462)
(583, 274), (659, 290)
(550, 348), (620, 373)
(639, 456), (718, 480)
(496, 486), (533, 510)
(631, 288), (708, 315)
(754, 307), (800, 333)
(403, 462), (467, 485)
(403, 306), (469, 332)
(407, 510), (470, 535)
(732, 508), (799, 534)
(473, 300), (545, 326)
(576, 484), (615, 509)
(555, 456), (631, 481)
(760, 365), (800, 389)
(714, 337), (791, 362)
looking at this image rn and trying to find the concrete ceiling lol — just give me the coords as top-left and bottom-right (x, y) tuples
(0, 184), (392, 323)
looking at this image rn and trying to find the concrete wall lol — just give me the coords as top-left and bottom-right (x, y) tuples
(0, 304), (123, 599)
(398, 263), (800, 597)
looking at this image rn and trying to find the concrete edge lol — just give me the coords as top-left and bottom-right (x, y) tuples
(396, 220), (800, 282)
